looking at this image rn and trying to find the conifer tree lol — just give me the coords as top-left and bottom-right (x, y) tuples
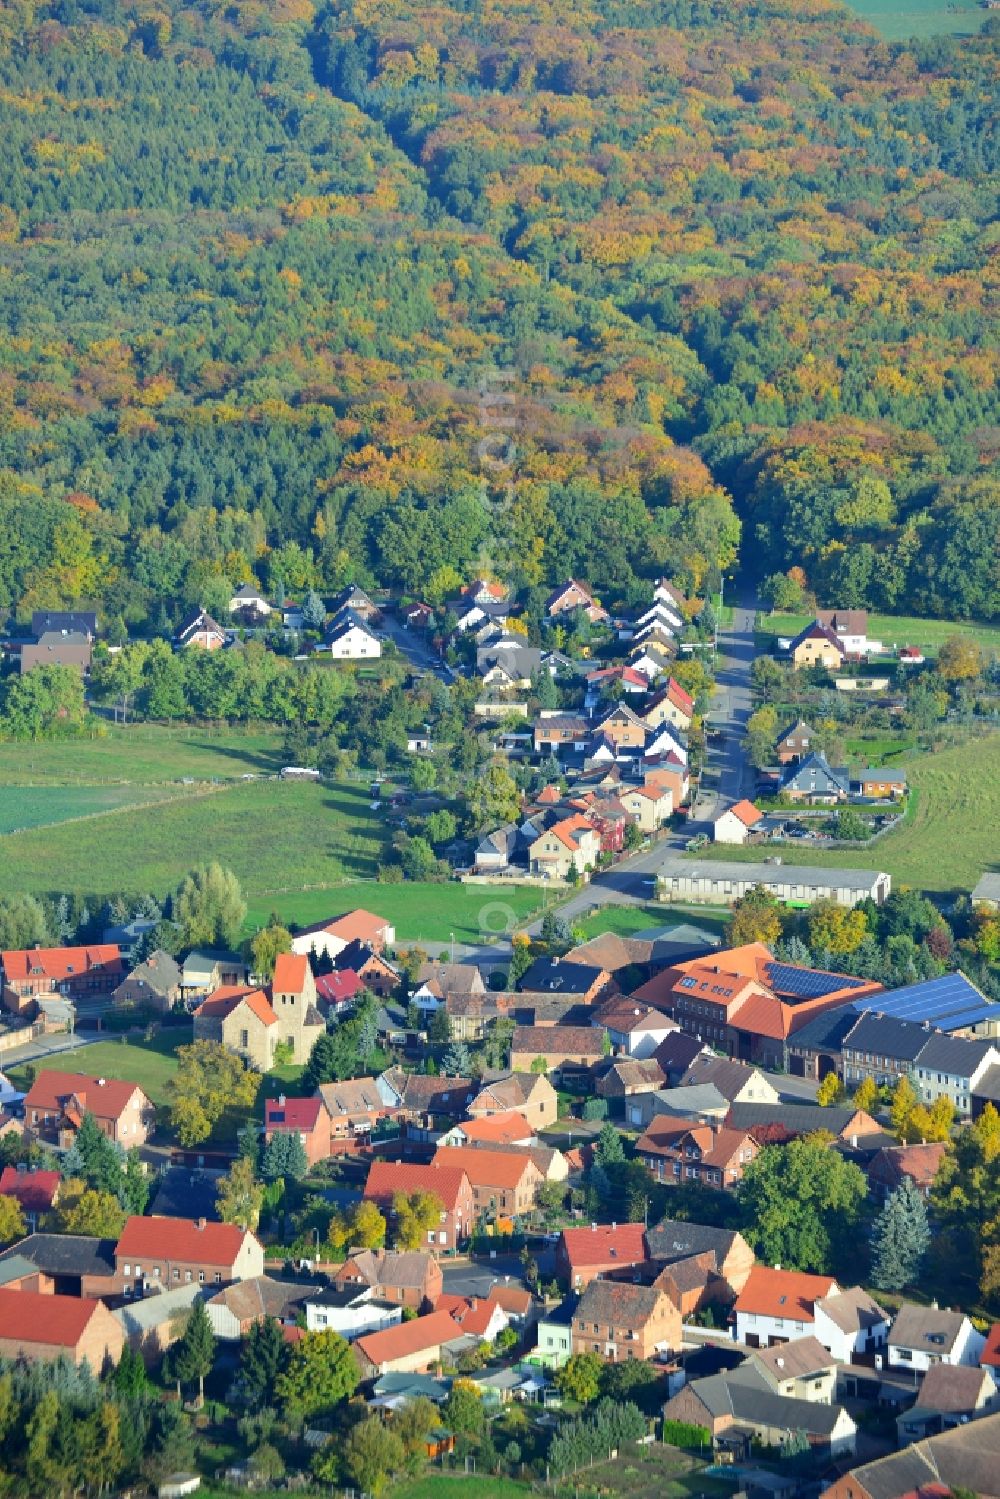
(870, 1177), (931, 1292)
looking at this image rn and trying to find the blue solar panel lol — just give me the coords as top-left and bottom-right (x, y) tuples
(765, 961), (868, 1000)
(853, 973), (995, 1031)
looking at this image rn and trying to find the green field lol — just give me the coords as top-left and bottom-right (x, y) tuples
(0, 723), (285, 785)
(0, 783), (186, 834)
(551, 1446), (729, 1499)
(693, 733), (1000, 894)
(842, 0), (986, 38)
(0, 779), (386, 900)
(9, 1033), (184, 1107)
(756, 610), (1000, 653)
(576, 902), (730, 940)
(245, 881), (545, 945)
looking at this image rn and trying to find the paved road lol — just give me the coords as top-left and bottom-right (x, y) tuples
(379, 608), (453, 683)
(0, 1032), (96, 1068)
(520, 837), (683, 936)
(693, 586), (757, 825)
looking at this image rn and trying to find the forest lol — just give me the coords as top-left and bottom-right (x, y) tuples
(0, 0), (996, 626)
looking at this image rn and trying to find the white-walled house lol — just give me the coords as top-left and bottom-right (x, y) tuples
(595, 1002), (678, 1060)
(713, 800), (764, 845)
(733, 1267), (839, 1350)
(888, 1305), (986, 1373)
(305, 1286), (403, 1340)
(813, 1288), (890, 1363)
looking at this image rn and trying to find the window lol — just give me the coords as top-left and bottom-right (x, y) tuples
(199, 1271), (205, 1283)
(172, 1269), (180, 1280)
(185, 1270), (192, 1283)
(123, 1263), (131, 1276)
(214, 1272), (222, 1283)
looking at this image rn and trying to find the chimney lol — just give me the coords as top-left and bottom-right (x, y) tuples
(197, 1217), (207, 1231)
(279, 1094), (286, 1107)
(612, 1221), (617, 1231)
(591, 1222), (597, 1232)
(97, 1078), (107, 1087)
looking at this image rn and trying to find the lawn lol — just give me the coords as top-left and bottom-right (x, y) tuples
(0, 783), (185, 834)
(394, 1478), (532, 1499)
(9, 1032), (185, 1107)
(0, 779), (386, 900)
(756, 610), (1000, 653)
(0, 723), (285, 785)
(841, 0), (985, 38)
(244, 881), (545, 945)
(691, 732), (1000, 895)
(552, 1445), (729, 1499)
(576, 902), (731, 940)
(844, 735), (916, 766)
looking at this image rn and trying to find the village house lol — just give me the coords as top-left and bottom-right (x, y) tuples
(571, 1279), (680, 1363)
(726, 1100), (880, 1145)
(662, 1367), (857, 1460)
(887, 1304), (986, 1373)
(411, 962), (486, 1016)
(779, 751), (852, 803)
(821, 1411), (1000, 1499)
(179, 949), (248, 1000)
(617, 781), (673, 832)
(676, 1054), (781, 1107)
(593, 703), (649, 753)
(817, 609), (876, 659)
(354, 1309), (465, 1378)
(194, 971), (324, 1070)
(23, 1071), (155, 1148)
(2, 943), (123, 1010)
(304, 1286), (402, 1341)
(591, 997), (677, 1059)
(0, 1289), (124, 1367)
(789, 621), (846, 670)
(441, 1111), (535, 1148)
(635, 1119), (759, 1190)
(626, 1083), (729, 1130)
(204, 1276), (312, 1340)
(533, 712), (590, 755)
(431, 1144), (543, 1220)
(363, 1161), (474, 1252)
(854, 768), (907, 799)
(519, 955), (614, 1005)
(813, 1287), (891, 1363)
(228, 582), (273, 620)
(314, 969), (364, 1016)
(315, 1076), (388, 1143)
(596, 1058), (666, 1103)
(467, 1071), (558, 1129)
(434, 1292), (509, 1344)
(333, 940), (400, 996)
(640, 678), (694, 733)
(324, 609), (382, 659)
(545, 578), (608, 623)
(748, 1335), (839, 1403)
(896, 1362), (1000, 1443)
(111, 950), (181, 1014)
(713, 799), (764, 845)
(331, 1249), (443, 1311)
(528, 814), (601, 880)
(115, 1215), (264, 1295)
(376, 1068), (475, 1121)
(645, 1220), (755, 1303)
(0, 1166), (60, 1229)
(734, 1267), (840, 1349)
(776, 720), (817, 764)
(510, 1025), (607, 1075)
(556, 1222), (648, 1289)
(20, 630), (93, 676)
(865, 1142), (947, 1202)
(290, 908), (395, 960)
(175, 607), (227, 650)
(473, 823), (519, 873)
(264, 1094), (331, 1167)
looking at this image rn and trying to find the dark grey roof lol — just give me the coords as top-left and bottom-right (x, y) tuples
(842, 1011), (931, 1063)
(0, 1233), (116, 1278)
(779, 752), (851, 796)
(31, 610), (97, 636)
(842, 1445), (938, 1499)
(121, 949), (182, 995)
(914, 1031), (996, 1077)
(727, 1102), (867, 1135)
(518, 957), (605, 995)
(646, 1218), (740, 1266)
(974, 1063), (1000, 1101)
(149, 1166), (225, 1222)
(680, 1365), (852, 1436)
(788, 1006), (862, 1054)
(575, 1279), (666, 1328)
(654, 1031), (709, 1079)
(538, 1295), (579, 1328)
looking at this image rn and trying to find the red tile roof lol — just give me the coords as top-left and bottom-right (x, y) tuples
(356, 1308), (463, 1366)
(194, 986), (277, 1026)
(272, 952), (309, 994)
(432, 1146), (537, 1190)
(728, 799), (763, 829)
(0, 1288), (111, 1348)
(981, 1321), (1000, 1368)
(457, 1112), (534, 1145)
(666, 677), (695, 714)
(116, 1215), (252, 1267)
(1, 943), (122, 985)
(734, 1266), (838, 1321)
(315, 970), (362, 1005)
(559, 1222), (648, 1271)
(265, 1097), (324, 1132)
(22, 1070), (149, 1124)
(0, 1166), (60, 1213)
(364, 1161), (470, 1213)
(433, 1293), (505, 1336)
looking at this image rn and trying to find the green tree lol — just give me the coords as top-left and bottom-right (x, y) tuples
(726, 885), (783, 947)
(275, 1328), (359, 1421)
(168, 1300), (216, 1404)
(261, 1130), (308, 1183)
(240, 1318), (290, 1409)
(172, 861), (247, 948)
(342, 1415), (405, 1496)
(392, 1188), (445, 1250)
(113, 1344), (148, 1400)
(0, 893), (51, 950)
(251, 921), (292, 978)
(51, 1180), (127, 1237)
(595, 1121), (625, 1166)
(554, 1352), (604, 1405)
(870, 1178), (931, 1292)
(217, 1155), (265, 1229)
(737, 1137), (868, 1274)
(0, 664), (87, 739)
(466, 756), (521, 831)
(144, 1401), (196, 1485)
(442, 1378), (485, 1435)
(168, 1040), (259, 1146)
(0, 1193), (26, 1246)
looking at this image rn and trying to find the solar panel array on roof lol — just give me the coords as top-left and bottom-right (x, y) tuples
(765, 961), (868, 1001)
(853, 972), (995, 1031)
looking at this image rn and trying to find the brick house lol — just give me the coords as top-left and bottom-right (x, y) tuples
(776, 720), (816, 764)
(264, 1095), (332, 1167)
(316, 1076), (389, 1143)
(556, 1222), (648, 1289)
(114, 1216), (264, 1295)
(24, 1071), (155, 1148)
(510, 1026), (607, 1074)
(354, 1308), (464, 1378)
(636, 1119), (759, 1190)
(2, 944), (123, 1009)
(432, 1145), (543, 1220)
(332, 1249), (443, 1311)
(363, 1161), (474, 1253)
(0, 1166), (60, 1230)
(571, 1280), (681, 1362)
(528, 815), (601, 880)
(467, 1072), (558, 1129)
(111, 950), (181, 1014)
(0, 1288), (124, 1367)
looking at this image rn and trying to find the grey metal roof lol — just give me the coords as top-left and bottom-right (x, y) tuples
(0, 1233), (116, 1278)
(914, 1031), (996, 1077)
(657, 857), (887, 893)
(842, 1011), (931, 1062)
(646, 1219), (740, 1265)
(789, 1007), (866, 1054)
(727, 1101), (866, 1135)
(972, 874), (1000, 904)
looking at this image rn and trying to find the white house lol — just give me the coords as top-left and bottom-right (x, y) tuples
(813, 1287), (890, 1363)
(733, 1267), (839, 1350)
(912, 1034), (1000, 1117)
(290, 909), (395, 961)
(595, 1003), (678, 1060)
(713, 799), (764, 845)
(644, 725), (687, 764)
(305, 1287), (403, 1340)
(888, 1305), (986, 1373)
(326, 615), (382, 660)
(229, 583), (272, 618)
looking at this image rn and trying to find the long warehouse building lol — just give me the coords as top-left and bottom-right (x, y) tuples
(656, 858), (890, 909)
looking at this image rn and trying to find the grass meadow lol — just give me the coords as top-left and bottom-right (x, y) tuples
(756, 610), (1000, 654)
(842, 0), (986, 38)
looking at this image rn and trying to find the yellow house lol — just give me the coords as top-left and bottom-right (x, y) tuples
(790, 622), (845, 671)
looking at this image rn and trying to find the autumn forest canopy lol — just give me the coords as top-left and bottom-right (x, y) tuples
(0, 0), (997, 625)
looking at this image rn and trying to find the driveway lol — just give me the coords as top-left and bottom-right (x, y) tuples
(379, 608), (453, 682)
(693, 586), (757, 825)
